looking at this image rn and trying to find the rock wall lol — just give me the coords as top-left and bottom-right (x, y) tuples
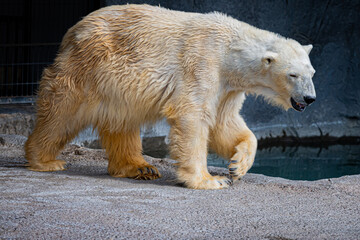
(106, 0), (360, 139)
(0, 106), (36, 136)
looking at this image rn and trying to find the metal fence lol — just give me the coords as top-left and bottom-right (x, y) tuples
(0, 0), (101, 104)
(0, 43), (59, 104)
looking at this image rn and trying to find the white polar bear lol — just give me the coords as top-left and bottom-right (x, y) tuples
(25, 5), (316, 189)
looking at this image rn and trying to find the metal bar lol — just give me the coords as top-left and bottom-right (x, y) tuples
(0, 62), (52, 66)
(0, 96), (36, 104)
(0, 42), (60, 47)
(0, 82), (38, 86)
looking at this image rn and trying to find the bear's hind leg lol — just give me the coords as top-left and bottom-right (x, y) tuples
(25, 98), (84, 172)
(99, 128), (161, 180)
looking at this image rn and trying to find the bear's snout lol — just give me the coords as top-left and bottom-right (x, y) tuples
(303, 96), (316, 105)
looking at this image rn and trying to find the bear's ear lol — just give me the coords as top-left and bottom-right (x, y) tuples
(262, 51), (278, 67)
(303, 44), (313, 55)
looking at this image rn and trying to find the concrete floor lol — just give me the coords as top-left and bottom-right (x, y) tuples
(1, 134), (359, 239)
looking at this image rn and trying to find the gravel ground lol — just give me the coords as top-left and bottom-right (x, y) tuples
(0, 134), (359, 239)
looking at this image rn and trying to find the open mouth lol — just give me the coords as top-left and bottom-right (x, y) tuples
(291, 97), (307, 112)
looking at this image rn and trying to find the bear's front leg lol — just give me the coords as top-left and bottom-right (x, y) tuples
(227, 132), (257, 181)
(167, 113), (232, 189)
(209, 92), (257, 182)
(210, 117), (257, 182)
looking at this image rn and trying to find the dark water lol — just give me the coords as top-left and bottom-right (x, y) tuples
(207, 145), (360, 181)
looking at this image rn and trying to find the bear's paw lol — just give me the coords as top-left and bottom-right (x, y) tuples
(228, 142), (255, 181)
(177, 170), (232, 190)
(27, 159), (66, 172)
(109, 164), (161, 180)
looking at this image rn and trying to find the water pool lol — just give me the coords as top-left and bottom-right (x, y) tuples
(207, 145), (360, 180)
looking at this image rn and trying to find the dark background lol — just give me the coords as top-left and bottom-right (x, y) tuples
(1, 0), (359, 139)
(0, 0), (102, 98)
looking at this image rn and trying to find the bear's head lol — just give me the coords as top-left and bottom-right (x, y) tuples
(224, 37), (316, 112)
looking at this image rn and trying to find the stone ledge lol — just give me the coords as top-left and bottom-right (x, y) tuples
(1, 107), (359, 155)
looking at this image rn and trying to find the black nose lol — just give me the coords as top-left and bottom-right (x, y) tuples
(304, 96), (316, 105)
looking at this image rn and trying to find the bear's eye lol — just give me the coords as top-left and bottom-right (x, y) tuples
(289, 74), (298, 78)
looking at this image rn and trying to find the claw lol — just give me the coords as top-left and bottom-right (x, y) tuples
(229, 168), (237, 171)
(134, 166), (161, 180)
(225, 178), (233, 185)
(217, 181), (223, 186)
(230, 160), (238, 164)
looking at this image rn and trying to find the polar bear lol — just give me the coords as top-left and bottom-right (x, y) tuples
(25, 4), (316, 189)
